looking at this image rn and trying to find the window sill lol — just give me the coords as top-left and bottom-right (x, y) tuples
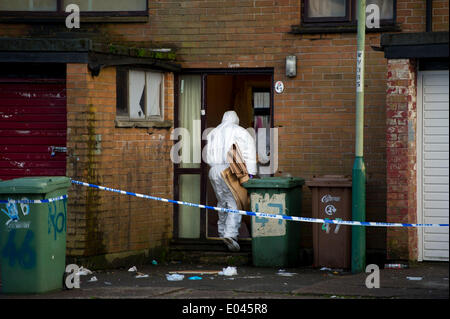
(115, 119), (173, 129)
(290, 24), (401, 35)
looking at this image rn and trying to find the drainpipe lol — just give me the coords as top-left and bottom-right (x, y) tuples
(426, 0), (433, 32)
(352, 0), (366, 274)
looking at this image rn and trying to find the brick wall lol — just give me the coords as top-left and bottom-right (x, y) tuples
(433, 0), (450, 31)
(103, 0), (389, 253)
(66, 64), (174, 260)
(396, 0), (449, 32)
(385, 58), (418, 260)
(1, 0), (447, 261)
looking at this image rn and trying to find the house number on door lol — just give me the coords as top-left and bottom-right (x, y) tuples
(322, 218), (342, 234)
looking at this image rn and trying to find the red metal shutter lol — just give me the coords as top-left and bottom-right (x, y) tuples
(0, 80), (67, 180)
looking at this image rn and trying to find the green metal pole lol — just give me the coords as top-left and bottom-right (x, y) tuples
(352, 0), (366, 274)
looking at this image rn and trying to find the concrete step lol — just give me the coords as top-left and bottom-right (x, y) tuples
(169, 239), (252, 266)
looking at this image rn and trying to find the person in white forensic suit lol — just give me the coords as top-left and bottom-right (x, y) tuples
(206, 110), (257, 252)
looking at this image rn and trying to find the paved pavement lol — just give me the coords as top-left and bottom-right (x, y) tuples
(0, 261), (448, 300)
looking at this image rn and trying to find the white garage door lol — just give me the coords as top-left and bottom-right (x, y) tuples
(418, 70), (449, 261)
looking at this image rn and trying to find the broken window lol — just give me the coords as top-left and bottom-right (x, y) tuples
(116, 68), (164, 122)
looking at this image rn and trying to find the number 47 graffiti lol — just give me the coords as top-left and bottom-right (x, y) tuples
(322, 218), (342, 234)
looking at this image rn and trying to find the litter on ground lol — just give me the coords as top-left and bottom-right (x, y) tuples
(168, 270), (221, 275)
(406, 276), (423, 281)
(76, 267), (93, 276)
(166, 274), (184, 281)
(277, 269), (297, 277)
(218, 266), (237, 276)
(188, 276), (203, 280)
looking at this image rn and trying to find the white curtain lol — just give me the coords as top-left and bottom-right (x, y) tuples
(0, 0), (56, 11)
(128, 70), (146, 120)
(179, 75), (202, 169)
(308, 0), (346, 17)
(146, 72), (163, 117)
(367, 0), (393, 19)
(178, 175), (201, 238)
(178, 75), (202, 239)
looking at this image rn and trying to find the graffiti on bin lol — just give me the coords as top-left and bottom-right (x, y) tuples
(251, 193), (286, 238)
(322, 218), (342, 234)
(321, 195), (341, 203)
(48, 198), (67, 241)
(1, 198), (30, 227)
(1, 229), (36, 269)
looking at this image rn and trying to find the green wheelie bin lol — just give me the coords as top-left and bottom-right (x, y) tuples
(243, 177), (305, 267)
(0, 176), (71, 294)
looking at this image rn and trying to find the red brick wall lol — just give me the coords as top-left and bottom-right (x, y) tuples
(396, 0), (449, 32)
(433, 0), (450, 31)
(1, 0), (448, 261)
(66, 64), (174, 258)
(106, 0), (390, 253)
(385, 58), (418, 260)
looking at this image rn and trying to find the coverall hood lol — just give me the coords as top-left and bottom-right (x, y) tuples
(221, 110), (239, 125)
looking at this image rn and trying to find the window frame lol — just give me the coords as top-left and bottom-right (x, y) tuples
(301, 0), (396, 27)
(0, 0), (148, 21)
(302, 0), (352, 24)
(116, 67), (166, 126)
(351, 0), (397, 27)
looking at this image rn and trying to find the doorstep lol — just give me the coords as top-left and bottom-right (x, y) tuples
(169, 239), (252, 266)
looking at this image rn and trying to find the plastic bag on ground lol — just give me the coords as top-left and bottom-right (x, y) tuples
(218, 266), (237, 276)
(166, 274), (184, 281)
(76, 267), (93, 276)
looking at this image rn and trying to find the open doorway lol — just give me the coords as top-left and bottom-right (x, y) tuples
(174, 70), (273, 241)
(205, 74), (272, 240)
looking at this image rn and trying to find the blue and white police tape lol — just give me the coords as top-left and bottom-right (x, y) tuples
(0, 195), (68, 220)
(70, 180), (449, 228)
(0, 195), (68, 204)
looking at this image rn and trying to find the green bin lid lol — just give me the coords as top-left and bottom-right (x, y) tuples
(0, 176), (71, 194)
(242, 177), (305, 189)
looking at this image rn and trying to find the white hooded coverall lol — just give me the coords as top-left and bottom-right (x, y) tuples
(206, 111), (257, 239)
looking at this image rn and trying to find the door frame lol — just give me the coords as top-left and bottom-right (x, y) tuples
(173, 68), (274, 240)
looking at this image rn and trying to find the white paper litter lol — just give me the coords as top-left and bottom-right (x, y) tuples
(320, 267), (332, 271)
(88, 276), (98, 282)
(218, 266), (237, 276)
(166, 274), (184, 281)
(76, 267), (93, 276)
(128, 266), (137, 272)
(406, 276), (423, 281)
(135, 273), (149, 278)
(277, 270), (297, 277)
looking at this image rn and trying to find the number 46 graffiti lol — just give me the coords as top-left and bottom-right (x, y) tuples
(1, 229), (36, 269)
(322, 218), (342, 234)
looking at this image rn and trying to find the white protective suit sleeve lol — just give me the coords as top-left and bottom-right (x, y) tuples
(234, 126), (257, 176)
